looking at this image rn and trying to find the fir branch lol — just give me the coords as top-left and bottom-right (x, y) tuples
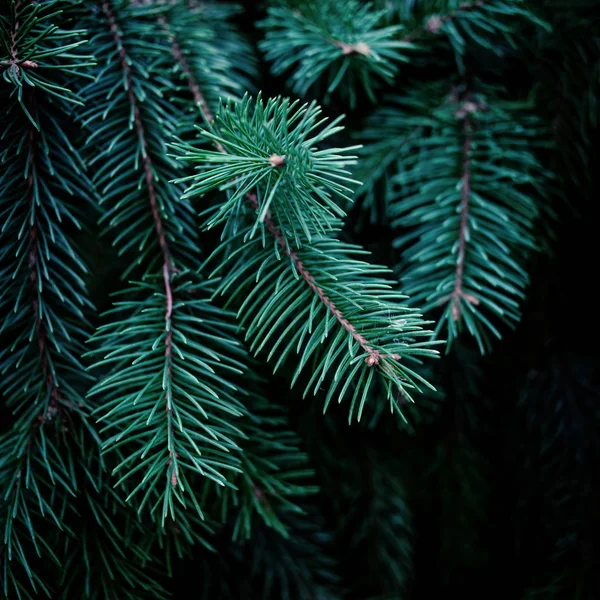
(390, 86), (550, 352)
(164, 1), (257, 114)
(164, 38), (321, 539)
(0, 2), (96, 596)
(160, 15), (217, 139)
(174, 95), (360, 249)
(84, 0), (248, 524)
(101, 0), (173, 273)
(258, 0), (413, 107)
(171, 90), (437, 421)
(202, 219), (437, 422)
(99, 0), (179, 491)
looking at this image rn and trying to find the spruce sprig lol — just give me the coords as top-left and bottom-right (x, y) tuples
(389, 87), (550, 352)
(82, 0), (250, 526)
(174, 94), (360, 248)
(258, 0), (413, 107)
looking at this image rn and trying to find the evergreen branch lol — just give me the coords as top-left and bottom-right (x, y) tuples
(87, 276), (247, 523)
(0, 2), (96, 595)
(101, 0), (173, 273)
(420, 0), (487, 37)
(246, 192), (400, 370)
(202, 220), (437, 422)
(163, 38), (320, 539)
(99, 0), (180, 494)
(84, 0), (248, 523)
(174, 95), (360, 249)
(163, 1), (257, 116)
(159, 15), (217, 141)
(1, 0), (39, 75)
(390, 86), (550, 352)
(170, 69), (438, 420)
(258, 0), (413, 107)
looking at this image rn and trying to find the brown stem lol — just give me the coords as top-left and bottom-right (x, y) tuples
(103, 1), (177, 482)
(332, 40), (371, 56)
(27, 116), (62, 423)
(450, 113), (479, 321)
(165, 22), (396, 368)
(404, 0), (486, 41)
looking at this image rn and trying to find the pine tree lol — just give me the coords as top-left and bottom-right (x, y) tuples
(1, 1), (598, 598)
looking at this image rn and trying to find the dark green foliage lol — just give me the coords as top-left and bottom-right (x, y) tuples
(87, 277), (248, 524)
(258, 0), (413, 107)
(512, 353), (600, 599)
(210, 374), (318, 541)
(174, 95), (360, 246)
(0, 1), (96, 597)
(1, 0), (597, 598)
(203, 220), (438, 421)
(59, 487), (171, 600)
(339, 453), (414, 597)
(239, 505), (343, 600)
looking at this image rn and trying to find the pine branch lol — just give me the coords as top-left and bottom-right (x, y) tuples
(174, 95), (360, 249)
(83, 0), (249, 525)
(0, 2), (96, 596)
(258, 0), (413, 107)
(151, 30), (322, 543)
(164, 1), (257, 116)
(390, 85), (551, 352)
(171, 86), (438, 422)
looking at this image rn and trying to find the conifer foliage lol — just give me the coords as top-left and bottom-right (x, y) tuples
(1, 0), (598, 598)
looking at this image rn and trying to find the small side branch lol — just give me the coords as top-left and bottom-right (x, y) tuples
(1, 1), (39, 77)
